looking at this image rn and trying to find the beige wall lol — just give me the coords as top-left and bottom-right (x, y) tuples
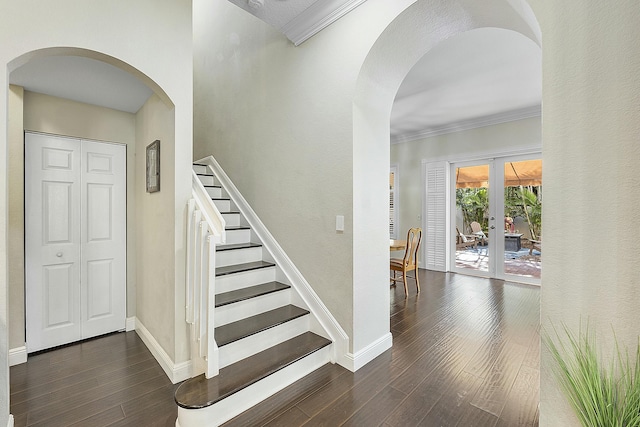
(532, 0), (640, 424)
(6, 91), (137, 351)
(7, 86), (24, 352)
(135, 94), (181, 361)
(390, 117), (542, 260)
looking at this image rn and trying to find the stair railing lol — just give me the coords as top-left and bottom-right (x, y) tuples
(186, 169), (226, 378)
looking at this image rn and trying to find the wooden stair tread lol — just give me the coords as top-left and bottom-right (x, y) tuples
(174, 332), (331, 409)
(216, 242), (262, 252)
(215, 305), (309, 347)
(193, 163), (207, 166)
(196, 173), (214, 177)
(203, 184), (221, 188)
(215, 261), (274, 276)
(215, 282), (290, 308)
(225, 225), (250, 230)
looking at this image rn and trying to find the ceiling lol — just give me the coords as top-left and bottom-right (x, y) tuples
(9, 6), (541, 143)
(391, 28), (541, 143)
(10, 55), (153, 114)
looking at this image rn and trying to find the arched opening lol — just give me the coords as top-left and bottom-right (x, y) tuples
(351, 0), (541, 367)
(6, 47), (176, 363)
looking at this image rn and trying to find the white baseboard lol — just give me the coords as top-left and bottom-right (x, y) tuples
(7, 414), (14, 427)
(340, 332), (392, 372)
(125, 316), (136, 332)
(9, 346), (27, 367)
(134, 317), (192, 384)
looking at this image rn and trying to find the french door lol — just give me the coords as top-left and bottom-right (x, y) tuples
(25, 132), (126, 352)
(450, 154), (542, 284)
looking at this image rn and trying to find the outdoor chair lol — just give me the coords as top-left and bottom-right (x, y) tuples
(390, 227), (422, 297)
(470, 221), (488, 245)
(529, 237), (541, 255)
(456, 227), (478, 250)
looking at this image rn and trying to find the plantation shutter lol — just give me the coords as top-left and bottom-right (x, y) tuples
(425, 161), (448, 272)
(389, 167), (398, 239)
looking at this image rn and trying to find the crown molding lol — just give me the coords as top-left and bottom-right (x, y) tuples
(282, 0), (369, 46)
(391, 105), (541, 144)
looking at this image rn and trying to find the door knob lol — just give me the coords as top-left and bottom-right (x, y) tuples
(490, 226), (495, 229)
(56, 252), (63, 257)
(490, 217), (495, 220)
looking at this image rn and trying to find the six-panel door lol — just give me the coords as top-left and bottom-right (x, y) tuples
(25, 133), (126, 352)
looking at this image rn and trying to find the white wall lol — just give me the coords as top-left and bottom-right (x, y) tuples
(530, 0), (640, 425)
(0, 0), (192, 421)
(390, 117), (542, 259)
(8, 90), (138, 351)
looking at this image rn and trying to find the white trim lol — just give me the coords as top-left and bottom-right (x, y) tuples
(7, 415), (14, 427)
(134, 317), (192, 384)
(125, 316), (136, 332)
(392, 105), (541, 144)
(341, 332), (392, 372)
(197, 156), (350, 366)
(8, 346), (27, 366)
(421, 146), (541, 166)
(282, 0), (369, 46)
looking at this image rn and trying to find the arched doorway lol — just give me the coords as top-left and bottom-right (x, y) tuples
(351, 0), (541, 368)
(6, 47), (175, 360)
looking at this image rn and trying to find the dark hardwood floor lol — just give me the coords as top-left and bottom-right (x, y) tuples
(10, 270), (540, 426)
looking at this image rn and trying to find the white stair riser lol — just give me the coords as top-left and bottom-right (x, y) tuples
(215, 288), (291, 326)
(221, 213), (240, 227)
(218, 316), (310, 369)
(176, 345), (331, 427)
(216, 246), (262, 268)
(224, 228), (251, 244)
(215, 267), (276, 293)
(193, 165), (208, 174)
(198, 175), (215, 186)
(206, 187), (223, 198)
(213, 199), (231, 212)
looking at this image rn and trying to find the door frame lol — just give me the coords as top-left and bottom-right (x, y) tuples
(449, 152), (541, 284)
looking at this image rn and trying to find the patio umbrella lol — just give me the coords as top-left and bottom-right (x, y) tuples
(455, 159), (542, 188)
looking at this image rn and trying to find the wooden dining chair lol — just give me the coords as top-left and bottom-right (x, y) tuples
(390, 227), (422, 297)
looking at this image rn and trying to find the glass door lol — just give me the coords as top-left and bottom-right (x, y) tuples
(451, 155), (542, 284)
(451, 161), (497, 277)
(499, 157), (542, 282)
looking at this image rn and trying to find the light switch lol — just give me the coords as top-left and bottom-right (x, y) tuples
(336, 215), (344, 232)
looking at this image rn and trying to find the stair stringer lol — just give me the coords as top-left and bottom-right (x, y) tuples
(196, 155), (350, 368)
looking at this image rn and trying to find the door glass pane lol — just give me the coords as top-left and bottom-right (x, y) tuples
(455, 164), (489, 273)
(503, 159), (542, 279)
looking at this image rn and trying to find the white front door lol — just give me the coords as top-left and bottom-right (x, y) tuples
(25, 133), (126, 352)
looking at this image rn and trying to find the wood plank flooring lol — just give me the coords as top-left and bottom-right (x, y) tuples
(10, 270), (540, 426)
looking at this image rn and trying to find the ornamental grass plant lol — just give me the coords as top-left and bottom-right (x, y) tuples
(544, 323), (640, 427)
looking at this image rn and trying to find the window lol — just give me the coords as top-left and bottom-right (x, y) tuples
(390, 165), (398, 239)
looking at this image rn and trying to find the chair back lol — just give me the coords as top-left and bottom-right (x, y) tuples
(403, 228), (422, 267)
(470, 222), (482, 234)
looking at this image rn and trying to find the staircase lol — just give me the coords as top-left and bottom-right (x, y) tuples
(175, 161), (336, 427)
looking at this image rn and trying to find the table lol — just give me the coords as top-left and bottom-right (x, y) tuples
(390, 239), (406, 252)
(504, 233), (523, 251)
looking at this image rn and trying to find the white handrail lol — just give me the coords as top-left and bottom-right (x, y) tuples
(185, 166), (225, 379)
